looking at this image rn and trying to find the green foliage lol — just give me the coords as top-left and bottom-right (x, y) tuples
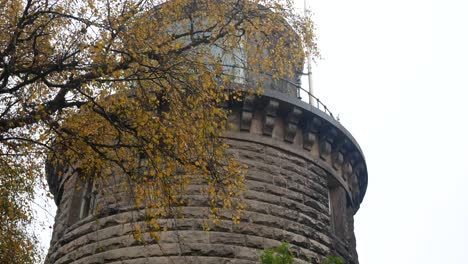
(260, 241), (294, 264)
(321, 256), (344, 264)
(260, 242), (344, 264)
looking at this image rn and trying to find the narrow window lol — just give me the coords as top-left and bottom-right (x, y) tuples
(328, 184), (347, 239)
(79, 177), (94, 219)
(68, 173), (95, 225)
(328, 188), (335, 233)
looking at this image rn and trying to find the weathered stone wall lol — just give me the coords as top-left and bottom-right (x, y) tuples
(46, 91), (367, 264)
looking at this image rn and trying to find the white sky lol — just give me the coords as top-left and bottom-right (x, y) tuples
(38, 1), (468, 263)
(297, 0), (468, 263)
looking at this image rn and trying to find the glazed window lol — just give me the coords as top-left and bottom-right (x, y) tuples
(78, 177), (94, 219)
(207, 40), (246, 84)
(167, 17), (246, 84)
(68, 173), (95, 225)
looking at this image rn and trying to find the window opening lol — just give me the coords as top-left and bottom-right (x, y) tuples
(79, 177), (94, 219)
(328, 188), (335, 233)
(68, 173), (95, 225)
(328, 183), (346, 239)
(166, 17), (246, 84)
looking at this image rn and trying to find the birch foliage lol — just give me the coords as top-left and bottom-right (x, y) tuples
(0, 0), (317, 262)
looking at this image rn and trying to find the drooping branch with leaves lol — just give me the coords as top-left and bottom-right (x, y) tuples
(0, 0), (317, 262)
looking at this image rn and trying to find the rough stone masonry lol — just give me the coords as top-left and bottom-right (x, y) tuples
(45, 88), (368, 264)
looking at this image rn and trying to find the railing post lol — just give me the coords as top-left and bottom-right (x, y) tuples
(304, 0), (314, 107)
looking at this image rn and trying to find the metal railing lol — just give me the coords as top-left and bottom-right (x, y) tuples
(261, 73), (336, 120)
(223, 67), (337, 121)
(296, 85), (335, 120)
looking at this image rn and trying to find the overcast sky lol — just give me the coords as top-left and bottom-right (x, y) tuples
(38, 1), (468, 263)
(298, 0), (468, 263)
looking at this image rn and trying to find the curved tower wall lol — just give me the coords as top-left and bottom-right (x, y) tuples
(46, 2), (368, 263)
(46, 88), (367, 264)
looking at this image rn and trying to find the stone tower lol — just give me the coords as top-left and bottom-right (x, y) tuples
(45, 3), (368, 264)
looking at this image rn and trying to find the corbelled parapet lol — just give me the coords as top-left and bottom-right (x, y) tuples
(225, 88), (367, 263)
(231, 88), (367, 210)
(45, 86), (367, 264)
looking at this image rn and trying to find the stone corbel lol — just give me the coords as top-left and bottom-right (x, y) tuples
(348, 172), (360, 210)
(240, 95), (256, 131)
(332, 151), (344, 170)
(303, 132), (316, 151)
(354, 163), (366, 183)
(348, 151), (361, 167)
(319, 140), (332, 160)
(303, 117), (321, 150)
(342, 162), (353, 182)
(354, 162), (367, 202)
(262, 98), (279, 136)
(284, 107), (302, 143)
(332, 137), (349, 170)
(319, 127), (337, 160)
